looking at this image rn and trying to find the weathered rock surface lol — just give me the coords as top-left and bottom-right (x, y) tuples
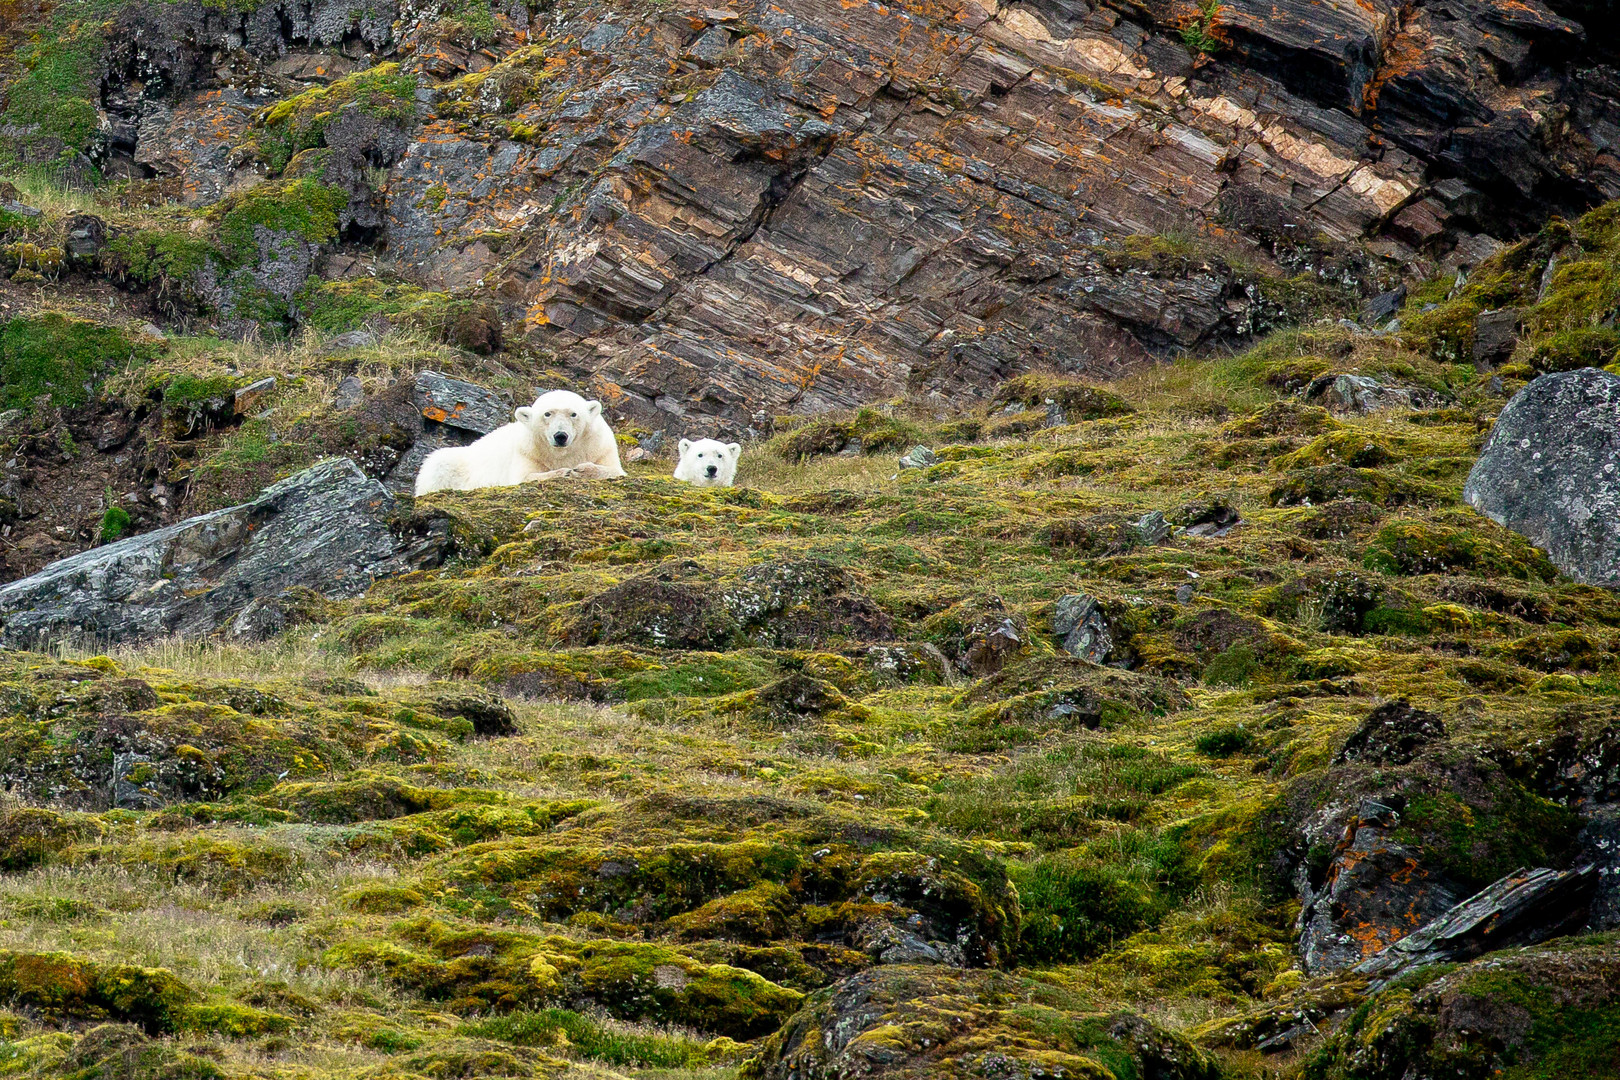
(1295, 796), (1464, 974)
(0, 458), (436, 647)
(1465, 368), (1620, 588)
(1053, 592), (1114, 664)
(1334, 699), (1447, 766)
(1355, 864), (1597, 984)
(42, 0), (1620, 430)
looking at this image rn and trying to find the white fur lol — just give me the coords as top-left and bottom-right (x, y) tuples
(672, 438), (741, 487)
(415, 389), (625, 495)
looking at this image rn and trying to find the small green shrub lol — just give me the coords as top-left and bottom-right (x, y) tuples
(1194, 725), (1255, 757)
(98, 506), (131, 542)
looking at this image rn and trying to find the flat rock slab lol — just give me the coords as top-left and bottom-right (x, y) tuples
(0, 458), (410, 648)
(1464, 368), (1620, 588)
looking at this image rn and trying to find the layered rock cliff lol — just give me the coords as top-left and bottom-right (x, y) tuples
(5, 0), (1620, 432)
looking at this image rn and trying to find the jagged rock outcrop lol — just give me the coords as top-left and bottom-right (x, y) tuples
(1465, 368), (1620, 589)
(0, 458), (441, 647)
(1355, 864), (1597, 984)
(16, 0), (1616, 429)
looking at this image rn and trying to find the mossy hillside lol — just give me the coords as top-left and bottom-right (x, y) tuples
(0, 321), (1617, 1078)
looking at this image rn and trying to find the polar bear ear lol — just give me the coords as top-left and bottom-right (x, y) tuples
(514, 406), (534, 424)
(678, 438), (692, 456)
(726, 443), (741, 458)
(586, 400), (602, 418)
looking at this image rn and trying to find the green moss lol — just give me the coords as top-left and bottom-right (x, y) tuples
(211, 178), (347, 264)
(298, 277), (463, 335)
(1394, 785), (1581, 891)
(1270, 466), (1437, 508)
(105, 230), (215, 292)
(0, 0), (115, 173)
(0, 314), (158, 410)
(0, 951), (194, 1033)
(1194, 725), (1255, 757)
(253, 63), (417, 173)
(1362, 519), (1558, 580)
(459, 1007), (715, 1068)
(178, 1002), (294, 1037)
(98, 506), (131, 542)
(990, 374), (1133, 421)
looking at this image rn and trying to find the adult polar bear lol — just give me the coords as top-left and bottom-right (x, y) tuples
(415, 390), (625, 495)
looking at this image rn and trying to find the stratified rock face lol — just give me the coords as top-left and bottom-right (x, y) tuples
(0, 458), (418, 647)
(1355, 865), (1597, 984)
(43, 0), (1620, 428)
(1464, 369), (1620, 588)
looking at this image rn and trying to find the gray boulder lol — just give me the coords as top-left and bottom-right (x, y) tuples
(898, 445), (939, 470)
(1052, 593), (1113, 664)
(1306, 373), (1415, 413)
(0, 458), (436, 648)
(1464, 368), (1620, 588)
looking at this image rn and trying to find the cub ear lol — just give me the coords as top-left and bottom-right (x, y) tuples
(726, 443), (741, 457)
(586, 400), (602, 418)
(678, 438), (692, 456)
(514, 406), (533, 424)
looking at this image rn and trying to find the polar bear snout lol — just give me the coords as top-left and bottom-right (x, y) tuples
(706, 464), (719, 478)
(552, 430), (571, 448)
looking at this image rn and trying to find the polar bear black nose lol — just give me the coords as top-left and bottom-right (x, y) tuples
(553, 432), (569, 447)
(706, 465), (718, 477)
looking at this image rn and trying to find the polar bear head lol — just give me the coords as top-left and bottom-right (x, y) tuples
(515, 390), (601, 451)
(674, 438), (741, 487)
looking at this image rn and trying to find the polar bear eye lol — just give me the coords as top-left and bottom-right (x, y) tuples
(543, 411), (552, 417)
(570, 412), (577, 418)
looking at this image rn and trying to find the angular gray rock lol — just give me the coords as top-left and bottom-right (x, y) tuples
(897, 445), (939, 470)
(0, 458), (433, 648)
(1471, 307), (1520, 367)
(1134, 511), (1171, 546)
(1052, 593), (1113, 665)
(1354, 864), (1597, 986)
(385, 371), (516, 492)
(1306, 373), (1415, 413)
(413, 370), (513, 435)
(1464, 369), (1620, 588)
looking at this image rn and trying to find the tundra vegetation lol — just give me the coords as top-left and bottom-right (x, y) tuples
(0, 174), (1618, 1079)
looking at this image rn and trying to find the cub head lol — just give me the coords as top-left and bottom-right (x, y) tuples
(515, 390), (600, 451)
(674, 438), (741, 487)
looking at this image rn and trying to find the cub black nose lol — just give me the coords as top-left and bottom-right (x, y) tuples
(706, 465), (718, 477)
(553, 432), (568, 447)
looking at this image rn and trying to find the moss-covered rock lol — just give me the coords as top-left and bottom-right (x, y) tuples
(1301, 938), (1620, 1080)
(744, 966), (1219, 1079)
(0, 952), (194, 1033)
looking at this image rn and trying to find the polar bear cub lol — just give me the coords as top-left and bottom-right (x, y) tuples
(673, 438), (741, 487)
(415, 389), (625, 495)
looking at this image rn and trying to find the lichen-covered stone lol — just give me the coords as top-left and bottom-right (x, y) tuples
(0, 458), (441, 647)
(1464, 368), (1620, 588)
